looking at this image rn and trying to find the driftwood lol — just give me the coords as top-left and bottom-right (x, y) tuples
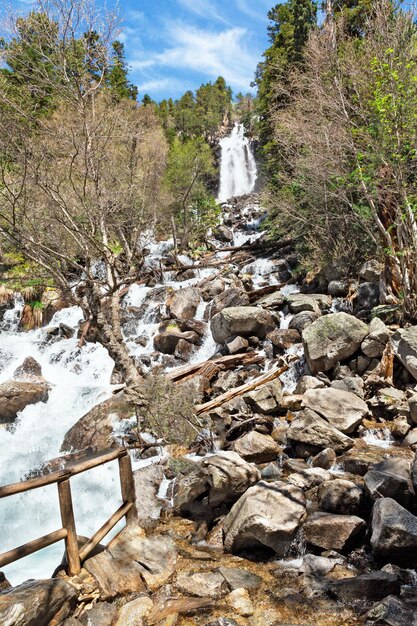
(195, 364), (289, 415)
(166, 352), (265, 384)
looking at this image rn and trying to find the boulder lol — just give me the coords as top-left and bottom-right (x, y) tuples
(0, 578), (77, 626)
(287, 467), (331, 490)
(364, 459), (413, 508)
(231, 432), (281, 464)
(243, 379), (282, 414)
(133, 464), (165, 525)
(303, 512), (366, 551)
(214, 224), (233, 242)
(311, 448), (336, 470)
(211, 307), (276, 345)
(302, 312), (368, 374)
(355, 282), (380, 314)
(328, 280), (349, 297)
(316, 479), (365, 515)
(201, 278), (225, 301)
(13, 357), (44, 382)
(361, 317), (390, 358)
(295, 375), (325, 395)
(173, 451), (260, 520)
(391, 326), (417, 381)
(370, 498), (417, 565)
(287, 408), (353, 453)
(209, 289), (250, 319)
(217, 567), (262, 590)
(302, 388), (369, 434)
(227, 336), (249, 354)
(84, 525), (177, 599)
(226, 588), (254, 617)
(368, 387), (409, 420)
(176, 571), (229, 598)
(256, 290), (285, 309)
(113, 597), (154, 626)
(154, 329), (199, 354)
(0, 380), (50, 424)
(168, 287), (201, 320)
(286, 293), (332, 314)
(359, 260), (383, 283)
(77, 603), (118, 626)
(330, 376), (364, 399)
(61, 391), (133, 452)
(289, 311), (321, 333)
(267, 328), (301, 351)
(223, 480), (306, 556)
(366, 596), (417, 626)
(329, 571), (400, 603)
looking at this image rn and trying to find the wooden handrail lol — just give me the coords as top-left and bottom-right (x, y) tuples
(0, 447), (137, 576)
(0, 447), (127, 499)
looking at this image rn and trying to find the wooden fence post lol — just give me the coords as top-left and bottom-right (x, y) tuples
(57, 478), (81, 576)
(118, 453), (137, 524)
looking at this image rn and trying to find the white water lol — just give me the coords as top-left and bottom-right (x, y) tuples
(218, 123), (257, 203)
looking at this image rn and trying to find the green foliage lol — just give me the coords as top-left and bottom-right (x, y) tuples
(107, 41), (138, 101)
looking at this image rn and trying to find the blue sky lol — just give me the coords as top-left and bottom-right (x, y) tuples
(119, 0), (272, 101)
(9, 0), (272, 101)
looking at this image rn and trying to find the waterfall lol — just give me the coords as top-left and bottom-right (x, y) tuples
(217, 123), (258, 203)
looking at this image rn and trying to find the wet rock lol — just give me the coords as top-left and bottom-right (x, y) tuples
(287, 293), (332, 314)
(223, 480), (306, 556)
(46, 323), (74, 340)
(176, 571), (229, 598)
(364, 459), (413, 508)
(154, 329), (198, 354)
(287, 408), (354, 453)
(227, 336), (249, 354)
(256, 290), (285, 309)
(61, 391), (133, 452)
(267, 328), (301, 351)
(173, 451), (260, 520)
(317, 479), (365, 515)
(289, 310), (321, 333)
(391, 326), (417, 382)
(361, 317), (390, 358)
(13, 357), (44, 382)
(303, 512), (366, 551)
(113, 597), (154, 626)
(201, 278), (225, 301)
(78, 603), (118, 626)
(214, 224), (233, 242)
(231, 431), (281, 463)
(368, 387), (409, 420)
(226, 588), (254, 616)
(303, 553), (343, 576)
(342, 446), (387, 476)
(218, 567), (262, 590)
(302, 388), (369, 434)
(370, 498), (417, 566)
(0, 379), (50, 424)
(359, 260), (383, 283)
(209, 289), (250, 319)
(243, 379), (282, 414)
(168, 287), (201, 320)
(287, 467), (331, 490)
(84, 525), (177, 599)
(329, 571), (400, 603)
(0, 578), (77, 626)
(311, 448), (337, 470)
(365, 595), (417, 625)
(211, 307), (276, 345)
(133, 464), (165, 525)
(302, 312), (368, 375)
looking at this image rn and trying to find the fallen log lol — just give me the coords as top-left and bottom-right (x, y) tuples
(167, 352), (265, 383)
(194, 364), (289, 415)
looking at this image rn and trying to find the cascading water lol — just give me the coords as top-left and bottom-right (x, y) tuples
(217, 123), (258, 203)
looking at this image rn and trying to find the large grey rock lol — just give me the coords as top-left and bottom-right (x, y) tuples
(355, 282), (380, 313)
(366, 596), (417, 626)
(223, 480), (306, 556)
(133, 464), (165, 524)
(0, 579), (77, 626)
(287, 408), (353, 453)
(359, 260), (383, 283)
(84, 525), (176, 598)
(173, 451), (260, 520)
(211, 307), (276, 344)
(209, 289), (250, 319)
(370, 498), (417, 565)
(231, 431), (281, 464)
(168, 287), (201, 320)
(289, 311), (320, 333)
(176, 571), (228, 598)
(303, 512), (365, 551)
(329, 571), (400, 603)
(218, 567), (262, 590)
(361, 317), (390, 358)
(13, 357), (44, 382)
(364, 459), (413, 508)
(317, 479), (365, 515)
(0, 380), (49, 424)
(154, 329), (198, 354)
(391, 326), (417, 381)
(286, 293), (331, 314)
(302, 388), (369, 434)
(113, 597), (154, 626)
(61, 391), (133, 452)
(302, 312), (368, 374)
(243, 379), (282, 414)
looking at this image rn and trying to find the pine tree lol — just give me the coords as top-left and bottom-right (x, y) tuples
(108, 41), (138, 101)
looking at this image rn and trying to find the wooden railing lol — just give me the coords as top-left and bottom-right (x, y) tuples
(0, 447), (137, 576)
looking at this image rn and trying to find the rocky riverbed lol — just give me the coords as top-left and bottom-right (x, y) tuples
(2, 194), (417, 625)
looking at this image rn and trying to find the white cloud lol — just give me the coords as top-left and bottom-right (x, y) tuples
(136, 78), (184, 94)
(234, 0), (266, 21)
(156, 23), (258, 91)
(176, 0), (228, 23)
